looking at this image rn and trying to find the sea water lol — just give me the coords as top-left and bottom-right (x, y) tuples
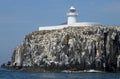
(0, 68), (120, 79)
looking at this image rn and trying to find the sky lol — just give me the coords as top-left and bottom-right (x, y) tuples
(0, 0), (120, 65)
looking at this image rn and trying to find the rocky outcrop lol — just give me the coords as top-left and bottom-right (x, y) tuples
(2, 26), (120, 72)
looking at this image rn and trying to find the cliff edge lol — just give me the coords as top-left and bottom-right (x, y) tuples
(2, 26), (120, 72)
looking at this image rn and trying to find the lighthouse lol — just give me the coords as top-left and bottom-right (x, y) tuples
(67, 6), (78, 25)
(39, 6), (101, 31)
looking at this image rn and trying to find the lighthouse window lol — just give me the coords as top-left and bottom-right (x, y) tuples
(70, 9), (75, 12)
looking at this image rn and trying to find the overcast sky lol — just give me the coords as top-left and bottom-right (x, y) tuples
(0, 0), (120, 64)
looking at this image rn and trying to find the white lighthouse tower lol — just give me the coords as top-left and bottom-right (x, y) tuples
(39, 6), (101, 31)
(67, 6), (78, 25)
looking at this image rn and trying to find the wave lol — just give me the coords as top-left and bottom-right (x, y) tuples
(62, 69), (102, 73)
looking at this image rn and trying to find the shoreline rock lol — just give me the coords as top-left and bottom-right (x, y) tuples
(2, 26), (120, 72)
(1, 65), (120, 72)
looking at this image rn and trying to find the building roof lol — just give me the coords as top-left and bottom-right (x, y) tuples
(70, 6), (75, 10)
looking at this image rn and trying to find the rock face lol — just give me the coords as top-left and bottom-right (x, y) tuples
(3, 26), (120, 72)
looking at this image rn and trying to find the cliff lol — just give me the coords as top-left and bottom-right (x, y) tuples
(2, 26), (120, 72)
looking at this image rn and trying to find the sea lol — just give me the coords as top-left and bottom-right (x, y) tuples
(0, 68), (120, 79)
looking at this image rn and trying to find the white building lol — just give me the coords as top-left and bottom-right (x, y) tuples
(39, 6), (100, 31)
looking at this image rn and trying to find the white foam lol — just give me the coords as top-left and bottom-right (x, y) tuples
(62, 69), (102, 73)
